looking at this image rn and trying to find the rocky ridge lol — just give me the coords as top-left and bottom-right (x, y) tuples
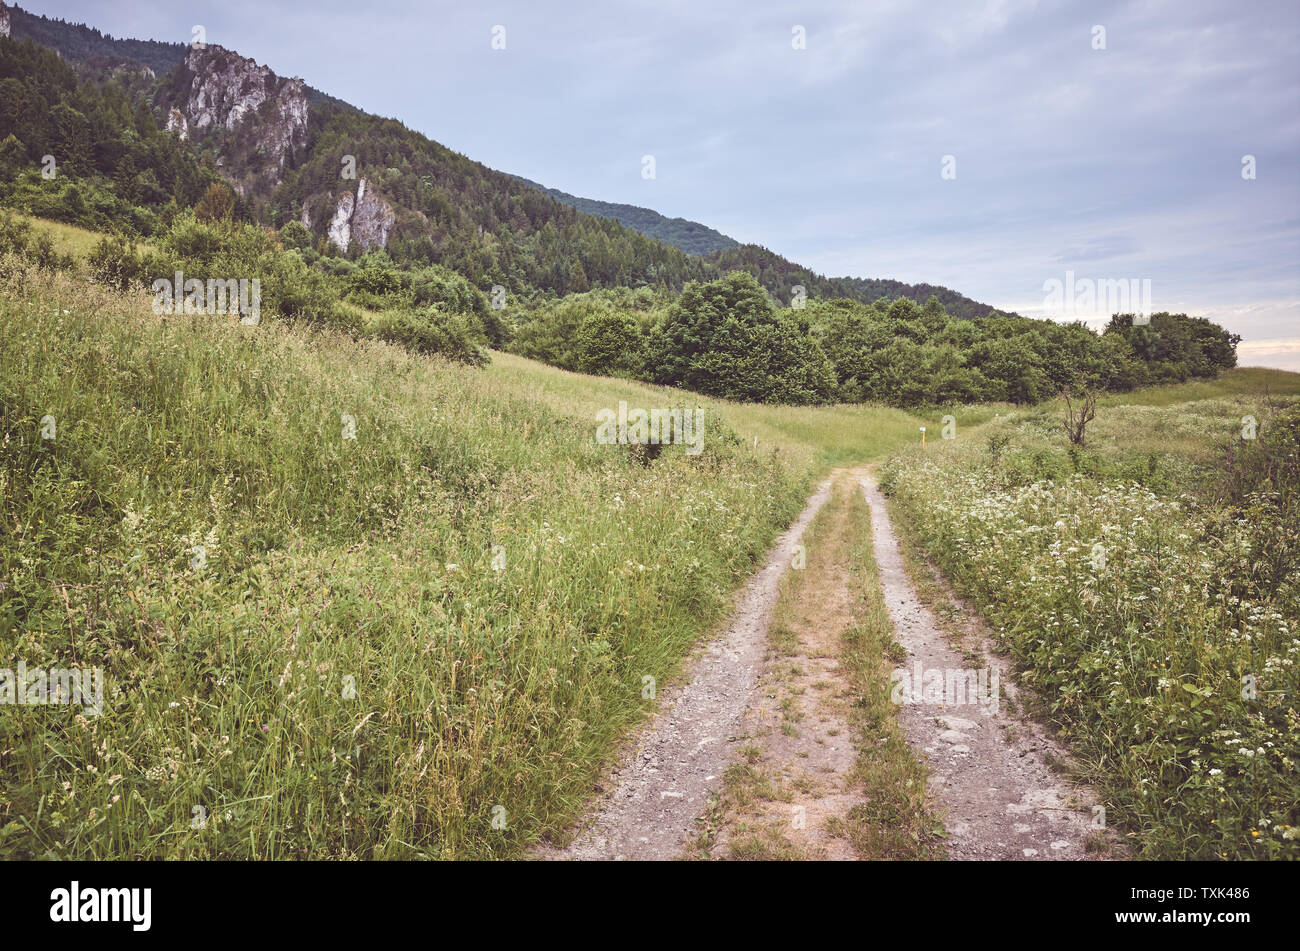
(166, 44), (308, 197)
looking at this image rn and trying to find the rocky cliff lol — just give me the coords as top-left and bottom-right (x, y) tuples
(325, 178), (396, 253)
(165, 44), (308, 198)
(0, 3), (11, 39)
(165, 107), (188, 141)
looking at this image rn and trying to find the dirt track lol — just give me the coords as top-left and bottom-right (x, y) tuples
(859, 472), (1105, 860)
(542, 471), (1108, 860)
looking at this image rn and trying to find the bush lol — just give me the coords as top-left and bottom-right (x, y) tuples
(511, 296), (594, 370)
(194, 182), (236, 224)
(309, 256), (352, 279)
(408, 266), (507, 346)
(348, 252), (407, 301)
(87, 234), (154, 290)
(370, 307), (489, 367)
(265, 250), (361, 334)
(574, 307), (644, 376)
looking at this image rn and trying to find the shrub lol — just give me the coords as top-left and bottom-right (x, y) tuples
(573, 307), (644, 376)
(194, 182), (236, 224)
(370, 307), (489, 367)
(0, 212), (75, 273)
(87, 234), (154, 290)
(511, 296), (593, 370)
(266, 250), (361, 334)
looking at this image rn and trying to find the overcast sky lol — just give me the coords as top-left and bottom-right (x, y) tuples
(24, 0), (1300, 369)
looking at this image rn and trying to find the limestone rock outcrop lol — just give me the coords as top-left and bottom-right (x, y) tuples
(325, 178), (395, 252)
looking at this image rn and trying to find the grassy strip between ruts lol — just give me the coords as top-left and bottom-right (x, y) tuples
(697, 475), (943, 859)
(832, 475), (945, 858)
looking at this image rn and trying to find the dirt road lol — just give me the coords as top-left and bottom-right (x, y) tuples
(543, 470), (1108, 860)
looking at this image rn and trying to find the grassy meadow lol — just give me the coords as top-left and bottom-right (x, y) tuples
(881, 370), (1300, 858)
(12, 213), (116, 261)
(0, 251), (941, 859)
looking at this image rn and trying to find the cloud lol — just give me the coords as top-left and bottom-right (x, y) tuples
(1236, 337), (1300, 372)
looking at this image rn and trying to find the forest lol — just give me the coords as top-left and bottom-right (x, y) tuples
(512, 272), (1240, 405)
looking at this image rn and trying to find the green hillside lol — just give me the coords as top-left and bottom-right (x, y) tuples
(510, 174), (740, 256)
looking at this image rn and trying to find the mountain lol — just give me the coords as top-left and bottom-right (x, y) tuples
(509, 175), (740, 256)
(5, 4), (351, 107)
(703, 245), (1004, 320)
(6, 1), (181, 75)
(2, 2), (1011, 315)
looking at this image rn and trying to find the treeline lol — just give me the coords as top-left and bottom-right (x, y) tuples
(704, 244), (1008, 320)
(510, 176), (741, 256)
(0, 37), (223, 233)
(510, 272), (1240, 406)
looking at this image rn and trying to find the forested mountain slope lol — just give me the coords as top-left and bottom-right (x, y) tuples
(2, 2), (1007, 313)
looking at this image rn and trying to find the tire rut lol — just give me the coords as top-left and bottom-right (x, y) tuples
(539, 478), (834, 860)
(859, 471), (1110, 860)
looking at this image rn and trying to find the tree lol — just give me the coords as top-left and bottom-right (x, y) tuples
(647, 272), (834, 403)
(194, 182), (236, 224)
(568, 260), (590, 293)
(278, 219), (313, 252)
(648, 271), (776, 391)
(967, 335), (1049, 404)
(0, 133), (25, 178)
(574, 307), (643, 376)
(1062, 383), (1098, 446)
